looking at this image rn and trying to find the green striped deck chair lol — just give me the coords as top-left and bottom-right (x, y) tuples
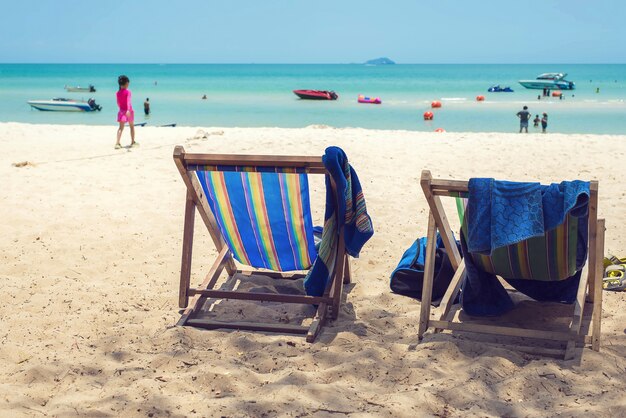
(173, 146), (350, 342)
(418, 170), (605, 359)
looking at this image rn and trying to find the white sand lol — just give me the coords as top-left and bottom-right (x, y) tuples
(1, 122), (625, 417)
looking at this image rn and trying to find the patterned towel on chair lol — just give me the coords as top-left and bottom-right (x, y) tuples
(467, 178), (590, 255)
(304, 147), (374, 297)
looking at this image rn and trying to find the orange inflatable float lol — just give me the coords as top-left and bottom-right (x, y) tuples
(431, 101), (442, 108)
(476, 95), (485, 101)
(423, 111), (434, 120)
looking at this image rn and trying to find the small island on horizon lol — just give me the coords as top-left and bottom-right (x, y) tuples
(364, 57), (395, 65)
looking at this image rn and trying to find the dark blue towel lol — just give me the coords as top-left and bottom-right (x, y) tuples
(467, 178), (590, 254)
(461, 178), (590, 316)
(304, 147), (374, 296)
(322, 146), (374, 257)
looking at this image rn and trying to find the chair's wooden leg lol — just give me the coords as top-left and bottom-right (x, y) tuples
(586, 186), (599, 303)
(418, 212), (438, 340)
(177, 246), (230, 326)
(330, 221), (347, 320)
(306, 303), (328, 342)
(435, 260), (466, 332)
(331, 261), (344, 320)
(592, 219), (605, 351)
(564, 341), (576, 360)
(565, 263), (590, 359)
(420, 171), (462, 270)
(179, 192), (196, 308)
(343, 255), (351, 285)
(173, 148), (238, 277)
(188, 319), (308, 334)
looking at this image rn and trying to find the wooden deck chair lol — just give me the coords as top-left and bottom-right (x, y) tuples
(173, 146), (351, 342)
(418, 170), (605, 359)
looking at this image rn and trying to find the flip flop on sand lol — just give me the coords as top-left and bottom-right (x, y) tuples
(114, 144), (122, 149)
(603, 264), (626, 291)
(603, 254), (626, 268)
(131, 142), (139, 148)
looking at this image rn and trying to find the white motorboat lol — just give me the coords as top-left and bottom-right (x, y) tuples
(27, 98), (102, 112)
(65, 84), (96, 92)
(518, 73), (575, 90)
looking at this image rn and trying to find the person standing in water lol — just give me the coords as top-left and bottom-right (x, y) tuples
(541, 113), (548, 133)
(115, 75), (137, 149)
(144, 98), (150, 115)
(516, 105), (531, 133)
(533, 114), (540, 128)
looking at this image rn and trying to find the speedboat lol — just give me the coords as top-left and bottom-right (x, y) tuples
(293, 90), (338, 100)
(65, 84), (96, 92)
(27, 98), (102, 112)
(488, 85), (514, 93)
(518, 73), (575, 90)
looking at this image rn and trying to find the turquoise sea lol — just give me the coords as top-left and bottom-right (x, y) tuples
(1, 64), (625, 134)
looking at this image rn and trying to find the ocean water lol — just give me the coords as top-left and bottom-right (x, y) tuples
(0, 64), (625, 134)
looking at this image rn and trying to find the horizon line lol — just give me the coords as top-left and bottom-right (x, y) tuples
(1, 62), (625, 65)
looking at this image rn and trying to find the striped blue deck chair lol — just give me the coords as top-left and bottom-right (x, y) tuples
(417, 170), (605, 359)
(173, 146), (352, 342)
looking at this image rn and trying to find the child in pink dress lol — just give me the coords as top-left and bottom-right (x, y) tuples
(115, 75), (137, 149)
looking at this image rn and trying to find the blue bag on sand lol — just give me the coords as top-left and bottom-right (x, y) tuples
(390, 235), (461, 306)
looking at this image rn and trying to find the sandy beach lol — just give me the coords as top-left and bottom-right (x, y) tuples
(1, 122), (626, 417)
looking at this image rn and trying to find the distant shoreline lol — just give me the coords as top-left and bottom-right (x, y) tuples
(3, 63), (625, 135)
(2, 121), (626, 138)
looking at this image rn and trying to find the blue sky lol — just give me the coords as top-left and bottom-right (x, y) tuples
(1, 0), (624, 63)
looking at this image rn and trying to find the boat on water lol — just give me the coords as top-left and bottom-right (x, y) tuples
(357, 95), (381, 104)
(27, 98), (102, 112)
(293, 90), (338, 100)
(65, 84), (96, 93)
(488, 85), (514, 93)
(518, 73), (575, 90)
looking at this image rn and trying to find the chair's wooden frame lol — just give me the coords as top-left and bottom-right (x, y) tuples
(173, 146), (351, 342)
(418, 170), (605, 359)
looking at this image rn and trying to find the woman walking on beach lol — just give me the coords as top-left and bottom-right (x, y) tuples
(115, 75), (137, 149)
